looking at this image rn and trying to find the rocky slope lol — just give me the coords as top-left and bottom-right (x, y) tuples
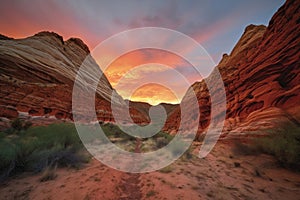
(164, 0), (300, 138)
(0, 32), (149, 127)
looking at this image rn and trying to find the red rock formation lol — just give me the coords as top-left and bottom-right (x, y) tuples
(127, 100), (177, 121)
(164, 0), (300, 138)
(0, 31), (149, 126)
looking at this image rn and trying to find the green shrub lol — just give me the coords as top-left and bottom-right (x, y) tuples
(3, 127), (16, 135)
(0, 140), (17, 181)
(255, 122), (300, 169)
(156, 137), (169, 148)
(159, 165), (173, 173)
(0, 123), (90, 181)
(182, 147), (194, 160)
(155, 131), (174, 142)
(233, 121), (300, 171)
(11, 118), (23, 131)
(39, 165), (57, 182)
(23, 121), (33, 130)
(146, 190), (157, 197)
(10, 118), (32, 133)
(0, 132), (6, 139)
(25, 123), (81, 148)
(100, 123), (133, 140)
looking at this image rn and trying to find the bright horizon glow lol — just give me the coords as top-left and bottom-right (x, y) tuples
(101, 49), (202, 105)
(130, 83), (179, 106)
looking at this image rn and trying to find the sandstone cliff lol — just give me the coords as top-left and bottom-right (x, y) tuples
(164, 0), (300, 138)
(0, 32), (148, 127)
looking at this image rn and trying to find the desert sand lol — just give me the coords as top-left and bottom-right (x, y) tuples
(1, 141), (299, 200)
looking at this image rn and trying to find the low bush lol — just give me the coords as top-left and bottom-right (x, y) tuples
(155, 131), (174, 142)
(11, 118), (23, 131)
(39, 165), (57, 182)
(0, 140), (17, 181)
(153, 131), (174, 148)
(146, 190), (157, 197)
(255, 122), (300, 170)
(169, 139), (189, 157)
(156, 137), (169, 148)
(10, 118), (32, 133)
(233, 121), (300, 171)
(100, 123), (135, 141)
(0, 123), (90, 182)
(158, 165), (173, 173)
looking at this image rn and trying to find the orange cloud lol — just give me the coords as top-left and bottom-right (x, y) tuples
(0, 1), (224, 108)
(130, 83), (179, 105)
(0, 1), (101, 49)
(104, 48), (196, 87)
(100, 48), (204, 104)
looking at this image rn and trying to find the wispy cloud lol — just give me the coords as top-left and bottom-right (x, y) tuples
(0, 0), (284, 104)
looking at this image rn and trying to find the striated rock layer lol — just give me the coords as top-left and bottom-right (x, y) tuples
(0, 32), (149, 127)
(164, 0), (300, 138)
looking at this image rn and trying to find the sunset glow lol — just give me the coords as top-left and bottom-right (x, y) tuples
(130, 83), (179, 105)
(0, 0), (284, 104)
(101, 49), (200, 104)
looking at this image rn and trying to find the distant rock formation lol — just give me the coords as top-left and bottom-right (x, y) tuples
(126, 100), (178, 120)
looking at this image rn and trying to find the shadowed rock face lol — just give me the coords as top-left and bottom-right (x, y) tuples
(0, 31), (149, 125)
(164, 0), (300, 137)
(126, 100), (178, 119)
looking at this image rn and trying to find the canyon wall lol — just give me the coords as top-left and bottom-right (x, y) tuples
(0, 32), (149, 127)
(164, 0), (300, 138)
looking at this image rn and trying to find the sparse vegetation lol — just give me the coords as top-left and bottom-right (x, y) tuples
(169, 139), (189, 157)
(39, 165), (57, 182)
(233, 121), (300, 171)
(153, 131), (174, 149)
(10, 118), (23, 131)
(146, 190), (157, 198)
(0, 119), (195, 182)
(181, 146), (194, 161)
(0, 122), (91, 182)
(197, 133), (206, 142)
(255, 122), (300, 170)
(12, 118), (32, 130)
(103, 126), (176, 153)
(101, 123), (136, 142)
(159, 165), (173, 173)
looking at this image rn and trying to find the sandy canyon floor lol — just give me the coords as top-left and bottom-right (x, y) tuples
(0, 141), (300, 200)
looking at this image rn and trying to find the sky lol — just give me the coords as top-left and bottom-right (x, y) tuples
(0, 0), (284, 105)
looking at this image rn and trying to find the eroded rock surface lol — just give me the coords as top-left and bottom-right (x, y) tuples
(164, 0), (300, 137)
(0, 31), (148, 126)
